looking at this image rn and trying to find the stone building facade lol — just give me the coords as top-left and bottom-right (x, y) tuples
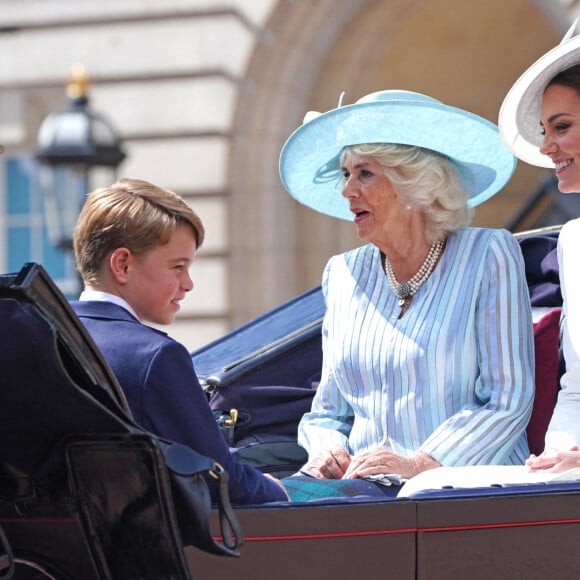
(0, 0), (578, 349)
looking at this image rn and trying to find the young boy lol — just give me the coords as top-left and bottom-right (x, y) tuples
(71, 178), (288, 504)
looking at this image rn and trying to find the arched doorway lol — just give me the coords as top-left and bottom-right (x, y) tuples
(230, 0), (570, 324)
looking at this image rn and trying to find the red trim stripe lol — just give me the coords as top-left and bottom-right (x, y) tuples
(242, 528), (417, 542)
(229, 517), (580, 543)
(421, 517), (580, 533)
(5, 516), (580, 540)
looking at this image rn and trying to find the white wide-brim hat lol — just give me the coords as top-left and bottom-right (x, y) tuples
(279, 90), (516, 221)
(499, 23), (580, 168)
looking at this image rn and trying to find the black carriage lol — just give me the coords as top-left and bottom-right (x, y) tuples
(1, 226), (576, 580)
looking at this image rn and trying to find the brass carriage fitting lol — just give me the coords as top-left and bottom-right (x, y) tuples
(224, 409), (238, 427)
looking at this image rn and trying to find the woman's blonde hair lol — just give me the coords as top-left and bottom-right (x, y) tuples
(342, 143), (473, 243)
(73, 178), (205, 286)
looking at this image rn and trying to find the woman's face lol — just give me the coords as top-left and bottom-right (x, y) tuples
(540, 84), (580, 193)
(341, 151), (406, 244)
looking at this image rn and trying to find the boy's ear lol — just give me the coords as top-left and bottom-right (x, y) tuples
(109, 248), (132, 283)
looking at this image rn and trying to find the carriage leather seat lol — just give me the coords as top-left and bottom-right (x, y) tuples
(0, 262), (241, 580)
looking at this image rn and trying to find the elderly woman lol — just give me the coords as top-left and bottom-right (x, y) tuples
(500, 24), (580, 474)
(279, 90), (535, 496)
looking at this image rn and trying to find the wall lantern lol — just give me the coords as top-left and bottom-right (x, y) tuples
(35, 64), (126, 251)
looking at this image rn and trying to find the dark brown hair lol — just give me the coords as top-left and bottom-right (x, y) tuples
(547, 64), (580, 94)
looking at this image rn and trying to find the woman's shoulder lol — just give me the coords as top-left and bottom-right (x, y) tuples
(452, 226), (512, 240)
(447, 228), (524, 273)
(325, 244), (375, 268)
(339, 243), (374, 258)
(448, 227), (515, 251)
(322, 245), (378, 292)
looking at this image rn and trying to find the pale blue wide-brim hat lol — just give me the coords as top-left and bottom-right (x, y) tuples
(279, 90), (517, 221)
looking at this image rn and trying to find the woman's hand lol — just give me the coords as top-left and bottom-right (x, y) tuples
(307, 447), (352, 479)
(341, 448), (440, 480)
(526, 445), (580, 473)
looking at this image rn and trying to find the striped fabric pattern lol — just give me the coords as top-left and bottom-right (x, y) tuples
(298, 227), (535, 466)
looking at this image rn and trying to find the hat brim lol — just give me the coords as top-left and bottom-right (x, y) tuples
(499, 35), (580, 168)
(279, 98), (516, 221)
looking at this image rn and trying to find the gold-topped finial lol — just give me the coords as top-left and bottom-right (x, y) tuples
(66, 63), (90, 99)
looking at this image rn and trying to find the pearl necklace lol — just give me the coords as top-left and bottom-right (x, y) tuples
(383, 240), (445, 312)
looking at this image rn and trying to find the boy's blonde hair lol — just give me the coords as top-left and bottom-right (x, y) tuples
(73, 178), (205, 286)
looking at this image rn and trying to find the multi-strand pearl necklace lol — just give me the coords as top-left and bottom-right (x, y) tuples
(383, 239), (445, 312)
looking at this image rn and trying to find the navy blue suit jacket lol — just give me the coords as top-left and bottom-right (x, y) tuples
(71, 300), (286, 504)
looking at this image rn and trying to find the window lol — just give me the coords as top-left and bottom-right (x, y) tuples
(3, 156), (80, 297)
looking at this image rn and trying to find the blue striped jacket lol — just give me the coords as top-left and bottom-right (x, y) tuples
(298, 227), (535, 466)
